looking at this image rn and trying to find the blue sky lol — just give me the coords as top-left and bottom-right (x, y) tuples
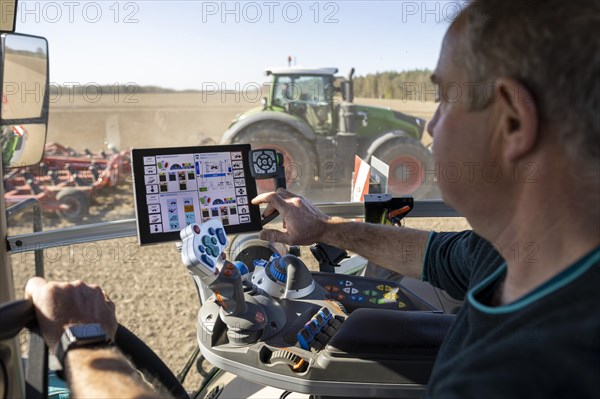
(16, 1), (458, 90)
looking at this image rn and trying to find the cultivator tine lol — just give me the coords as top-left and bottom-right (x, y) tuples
(26, 179), (43, 195)
(89, 163), (100, 181)
(48, 170), (60, 185)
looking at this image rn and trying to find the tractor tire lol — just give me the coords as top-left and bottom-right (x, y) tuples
(372, 137), (439, 200)
(56, 189), (90, 222)
(233, 122), (316, 195)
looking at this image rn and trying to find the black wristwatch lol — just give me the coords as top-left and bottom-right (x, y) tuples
(56, 324), (113, 372)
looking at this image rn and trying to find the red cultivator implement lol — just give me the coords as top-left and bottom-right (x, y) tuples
(4, 142), (131, 222)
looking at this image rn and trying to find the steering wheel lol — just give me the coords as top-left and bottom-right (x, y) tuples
(0, 299), (190, 399)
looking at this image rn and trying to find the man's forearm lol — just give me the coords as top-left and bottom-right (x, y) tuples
(322, 218), (431, 279)
(65, 347), (162, 399)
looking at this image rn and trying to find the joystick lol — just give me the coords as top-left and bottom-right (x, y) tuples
(209, 261), (248, 316)
(283, 255), (317, 299)
(182, 219), (285, 346)
(209, 260), (269, 345)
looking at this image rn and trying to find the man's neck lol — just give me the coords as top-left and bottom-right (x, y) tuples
(492, 203), (598, 305)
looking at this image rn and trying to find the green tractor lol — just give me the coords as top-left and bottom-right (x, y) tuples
(221, 67), (437, 199)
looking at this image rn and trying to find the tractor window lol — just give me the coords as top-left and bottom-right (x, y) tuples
(5, 1), (446, 234)
(272, 76), (332, 107)
(272, 75), (334, 135)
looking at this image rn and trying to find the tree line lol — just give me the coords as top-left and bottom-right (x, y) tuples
(47, 69), (436, 101)
(353, 69), (435, 102)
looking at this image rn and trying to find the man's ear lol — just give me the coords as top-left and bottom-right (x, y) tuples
(494, 78), (539, 162)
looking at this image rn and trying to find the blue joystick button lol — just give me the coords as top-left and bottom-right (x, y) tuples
(207, 246), (218, 257)
(200, 254), (215, 268)
(254, 259), (267, 268)
(234, 261), (249, 275)
(216, 228), (227, 245)
(198, 245), (205, 253)
(208, 227), (215, 235)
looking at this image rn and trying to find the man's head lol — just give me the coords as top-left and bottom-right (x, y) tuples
(459, 0), (598, 162)
(428, 0), (599, 238)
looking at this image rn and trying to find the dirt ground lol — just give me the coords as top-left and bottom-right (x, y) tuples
(8, 93), (469, 393)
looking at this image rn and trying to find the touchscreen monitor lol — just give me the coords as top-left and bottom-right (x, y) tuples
(131, 144), (262, 245)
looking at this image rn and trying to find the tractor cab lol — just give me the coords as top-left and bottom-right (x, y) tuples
(267, 67), (338, 136)
(223, 66), (435, 199)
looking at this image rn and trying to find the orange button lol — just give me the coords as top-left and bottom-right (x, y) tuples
(224, 270), (232, 276)
(226, 263), (235, 270)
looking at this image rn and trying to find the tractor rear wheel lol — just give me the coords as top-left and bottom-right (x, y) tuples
(56, 188), (90, 222)
(233, 123), (316, 195)
(372, 137), (438, 199)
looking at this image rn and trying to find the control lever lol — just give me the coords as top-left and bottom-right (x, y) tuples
(283, 255), (317, 299)
(209, 261), (247, 316)
(181, 219), (269, 345)
(212, 261), (268, 345)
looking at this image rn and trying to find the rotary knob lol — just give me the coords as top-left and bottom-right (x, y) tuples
(266, 256), (288, 283)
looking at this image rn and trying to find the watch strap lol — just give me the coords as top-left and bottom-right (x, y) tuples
(55, 323), (112, 379)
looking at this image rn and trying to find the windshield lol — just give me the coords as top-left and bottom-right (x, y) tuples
(9, 1), (448, 230)
(272, 75), (333, 107)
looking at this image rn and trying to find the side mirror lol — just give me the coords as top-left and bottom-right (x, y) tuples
(341, 67), (355, 103)
(341, 81), (354, 103)
(1, 33), (49, 167)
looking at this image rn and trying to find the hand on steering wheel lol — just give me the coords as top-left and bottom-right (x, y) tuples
(0, 280), (190, 399)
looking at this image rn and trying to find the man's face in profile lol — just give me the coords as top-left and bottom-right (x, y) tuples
(427, 19), (504, 223)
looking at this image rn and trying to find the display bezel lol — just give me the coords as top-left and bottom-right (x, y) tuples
(132, 144), (262, 245)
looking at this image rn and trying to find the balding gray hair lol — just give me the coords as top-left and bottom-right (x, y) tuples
(457, 0), (599, 163)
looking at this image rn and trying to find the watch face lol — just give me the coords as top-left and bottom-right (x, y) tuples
(58, 323), (111, 369)
(66, 323), (107, 342)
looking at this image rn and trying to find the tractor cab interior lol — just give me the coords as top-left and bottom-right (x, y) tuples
(0, 2), (462, 398)
(4, 1), (596, 398)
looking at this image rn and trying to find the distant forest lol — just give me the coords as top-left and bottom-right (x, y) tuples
(48, 85), (197, 96)
(353, 69), (435, 101)
(48, 69), (435, 101)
